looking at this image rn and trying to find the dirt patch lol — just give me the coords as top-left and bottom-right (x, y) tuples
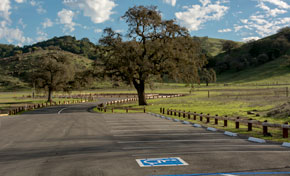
(267, 101), (290, 118)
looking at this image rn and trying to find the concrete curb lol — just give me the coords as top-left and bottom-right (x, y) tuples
(282, 142), (290, 148)
(193, 124), (201, 128)
(224, 131), (238, 137)
(182, 121), (190, 124)
(248, 137), (266, 143)
(207, 127), (217, 132)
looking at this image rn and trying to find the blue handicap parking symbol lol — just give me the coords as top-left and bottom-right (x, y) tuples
(136, 157), (188, 167)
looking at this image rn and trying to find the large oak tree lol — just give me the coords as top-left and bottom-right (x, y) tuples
(97, 6), (207, 105)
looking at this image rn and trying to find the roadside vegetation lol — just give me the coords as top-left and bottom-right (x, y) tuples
(0, 6), (289, 142)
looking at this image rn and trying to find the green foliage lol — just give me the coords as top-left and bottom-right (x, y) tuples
(97, 6), (207, 105)
(33, 52), (75, 102)
(0, 36), (99, 60)
(213, 28), (290, 74)
(0, 50), (92, 91)
(199, 68), (216, 86)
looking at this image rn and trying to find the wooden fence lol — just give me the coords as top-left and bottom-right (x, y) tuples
(7, 93), (184, 115)
(161, 108), (290, 138)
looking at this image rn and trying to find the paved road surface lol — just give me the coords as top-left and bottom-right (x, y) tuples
(0, 99), (289, 176)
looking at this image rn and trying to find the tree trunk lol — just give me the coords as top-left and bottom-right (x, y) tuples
(47, 88), (53, 102)
(133, 79), (147, 105)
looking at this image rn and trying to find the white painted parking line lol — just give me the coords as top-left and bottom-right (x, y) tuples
(114, 133), (221, 137)
(58, 108), (68, 114)
(132, 150), (290, 157)
(122, 144), (281, 150)
(110, 125), (188, 128)
(118, 139), (245, 144)
(111, 129), (194, 132)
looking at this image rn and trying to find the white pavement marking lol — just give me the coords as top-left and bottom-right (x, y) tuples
(58, 108), (68, 114)
(282, 142), (290, 147)
(132, 150), (290, 157)
(248, 137), (266, 143)
(122, 144), (281, 150)
(0, 141), (13, 150)
(110, 125), (189, 129)
(114, 133), (221, 137)
(111, 129), (194, 132)
(117, 139), (245, 144)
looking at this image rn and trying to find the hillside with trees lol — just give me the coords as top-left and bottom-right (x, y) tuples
(211, 27), (290, 74)
(0, 50), (93, 91)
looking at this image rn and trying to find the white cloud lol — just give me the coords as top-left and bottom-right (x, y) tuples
(257, 2), (287, 17)
(0, 23), (33, 46)
(42, 18), (53, 28)
(115, 29), (124, 33)
(242, 36), (260, 42)
(30, 0), (36, 6)
(233, 0), (290, 39)
(163, 0), (176, 6)
(58, 8), (76, 32)
(260, 0), (290, 9)
(175, 0), (229, 31)
(218, 28), (232, 33)
(94, 28), (102, 33)
(63, 0), (116, 24)
(18, 18), (26, 28)
(30, 0), (46, 14)
(36, 27), (48, 42)
(0, 0), (11, 21)
(15, 0), (25, 3)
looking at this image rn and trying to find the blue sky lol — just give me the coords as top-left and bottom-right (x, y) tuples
(0, 0), (289, 46)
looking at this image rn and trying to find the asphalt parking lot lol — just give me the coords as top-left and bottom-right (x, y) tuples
(0, 101), (289, 176)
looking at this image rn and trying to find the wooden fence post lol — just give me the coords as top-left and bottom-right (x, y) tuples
(194, 112), (197, 120)
(183, 111), (186, 118)
(206, 114), (210, 123)
(224, 116), (228, 127)
(262, 120), (268, 136)
(188, 112), (191, 119)
(233, 117), (239, 129)
(200, 113), (203, 121)
(160, 108), (162, 113)
(248, 118), (253, 131)
(215, 114), (218, 125)
(178, 110), (181, 117)
(283, 122), (288, 138)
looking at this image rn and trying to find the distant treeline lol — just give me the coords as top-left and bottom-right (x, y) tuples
(210, 27), (290, 73)
(0, 36), (99, 60)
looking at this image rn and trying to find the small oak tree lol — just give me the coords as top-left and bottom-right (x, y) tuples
(199, 68), (216, 86)
(33, 52), (75, 102)
(97, 6), (207, 105)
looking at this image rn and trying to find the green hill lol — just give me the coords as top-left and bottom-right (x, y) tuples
(193, 36), (242, 57)
(212, 27), (290, 75)
(211, 27), (290, 84)
(218, 56), (290, 84)
(0, 36), (99, 60)
(0, 50), (93, 90)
